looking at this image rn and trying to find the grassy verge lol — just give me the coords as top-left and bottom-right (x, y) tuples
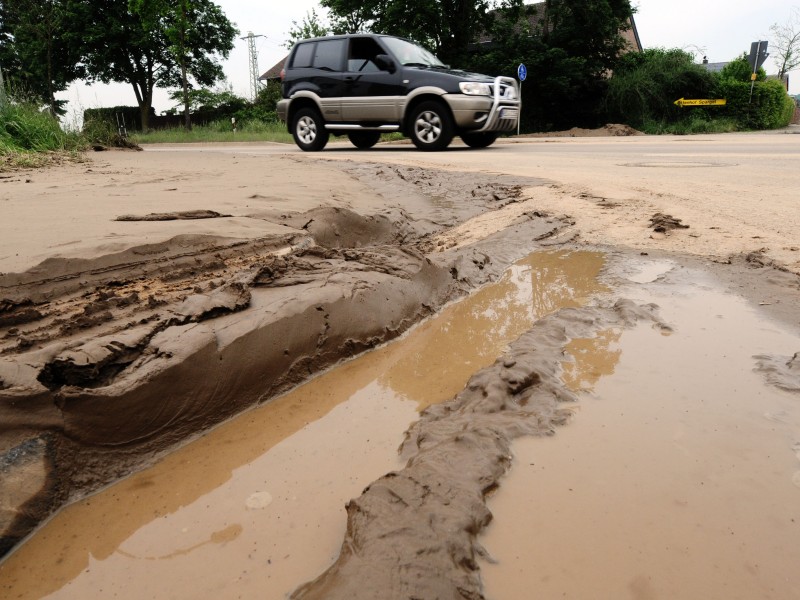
(131, 119), (293, 144)
(639, 116), (740, 135)
(0, 100), (88, 170)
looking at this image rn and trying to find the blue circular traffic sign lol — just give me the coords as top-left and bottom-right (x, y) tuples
(517, 63), (527, 82)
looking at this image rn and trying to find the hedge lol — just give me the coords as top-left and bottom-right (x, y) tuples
(83, 106), (155, 132)
(716, 79), (795, 130)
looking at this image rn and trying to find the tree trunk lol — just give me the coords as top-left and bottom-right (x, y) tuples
(181, 59), (191, 130)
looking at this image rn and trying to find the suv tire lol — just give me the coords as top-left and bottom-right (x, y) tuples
(348, 131), (381, 149)
(409, 101), (454, 151)
(461, 132), (498, 148)
(292, 108), (329, 152)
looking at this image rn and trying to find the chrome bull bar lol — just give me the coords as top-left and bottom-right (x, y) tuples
(477, 76), (520, 133)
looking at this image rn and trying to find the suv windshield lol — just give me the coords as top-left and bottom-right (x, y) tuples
(381, 37), (446, 68)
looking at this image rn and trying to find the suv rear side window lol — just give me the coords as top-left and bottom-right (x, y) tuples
(291, 39), (345, 71)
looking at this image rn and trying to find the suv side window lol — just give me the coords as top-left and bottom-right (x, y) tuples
(346, 37), (384, 73)
(312, 39), (345, 71)
(290, 39), (346, 71)
(292, 42), (315, 68)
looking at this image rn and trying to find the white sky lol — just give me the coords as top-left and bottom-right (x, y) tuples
(58, 0), (799, 122)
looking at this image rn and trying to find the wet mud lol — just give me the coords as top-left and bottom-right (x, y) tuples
(0, 162), (567, 558)
(2, 149), (800, 599)
(291, 300), (666, 600)
(0, 249), (611, 599)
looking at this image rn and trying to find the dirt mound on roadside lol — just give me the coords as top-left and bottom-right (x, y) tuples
(521, 123), (645, 137)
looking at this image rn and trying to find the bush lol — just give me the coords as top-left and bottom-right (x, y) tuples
(716, 78), (795, 129)
(0, 100), (81, 153)
(83, 106), (152, 132)
(604, 48), (718, 128)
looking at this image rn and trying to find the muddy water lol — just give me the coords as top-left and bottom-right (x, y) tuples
(481, 262), (800, 599)
(0, 250), (607, 600)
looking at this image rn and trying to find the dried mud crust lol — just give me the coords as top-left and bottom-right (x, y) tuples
(0, 162), (570, 558)
(291, 300), (669, 600)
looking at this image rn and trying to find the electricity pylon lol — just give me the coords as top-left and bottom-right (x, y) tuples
(242, 32), (266, 101)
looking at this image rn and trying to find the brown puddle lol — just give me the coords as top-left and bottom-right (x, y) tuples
(480, 264), (800, 599)
(0, 250), (608, 599)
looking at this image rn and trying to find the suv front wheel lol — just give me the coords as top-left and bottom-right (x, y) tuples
(409, 101), (454, 151)
(292, 108), (329, 152)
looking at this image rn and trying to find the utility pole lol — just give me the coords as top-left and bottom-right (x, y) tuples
(241, 32), (266, 101)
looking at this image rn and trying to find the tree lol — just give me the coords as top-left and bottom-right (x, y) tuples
(285, 8), (330, 49)
(0, 0), (84, 115)
(77, 0), (237, 130)
(604, 48), (717, 128)
(719, 54), (767, 82)
(321, 0), (500, 66)
(469, 0), (635, 130)
(130, 0), (237, 129)
(770, 7), (800, 80)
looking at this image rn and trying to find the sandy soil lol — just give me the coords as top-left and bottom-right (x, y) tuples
(1, 137), (799, 598)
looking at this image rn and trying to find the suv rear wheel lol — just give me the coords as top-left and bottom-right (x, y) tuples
(409, 101), (454, 151)
(461, 132), (498, 148)
(292, 108), (329, 152)
(347, 131), (381, 149)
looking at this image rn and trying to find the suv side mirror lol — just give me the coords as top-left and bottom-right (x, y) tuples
(374, 54), (396, 74)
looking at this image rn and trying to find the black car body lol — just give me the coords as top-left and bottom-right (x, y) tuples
(277, 34), (520, 151)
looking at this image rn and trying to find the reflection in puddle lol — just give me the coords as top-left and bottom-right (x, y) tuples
(0, 250), (608, 600)
(481, 268), (800, 599)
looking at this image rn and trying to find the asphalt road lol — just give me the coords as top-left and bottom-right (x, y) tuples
(147, 128), (800, 272)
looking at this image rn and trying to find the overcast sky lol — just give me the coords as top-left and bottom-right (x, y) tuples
(58, 0), (799, 121)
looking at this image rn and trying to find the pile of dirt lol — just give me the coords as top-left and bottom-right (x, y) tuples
(521, 123), (645, 138)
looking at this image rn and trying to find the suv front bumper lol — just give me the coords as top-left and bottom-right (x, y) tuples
(445, 77), (520, 133)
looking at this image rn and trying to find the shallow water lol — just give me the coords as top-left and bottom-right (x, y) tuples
(480, 262), (800, 599)
(0, 250), (607, 599)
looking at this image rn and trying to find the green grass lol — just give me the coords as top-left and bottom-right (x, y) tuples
(0, 99), (88, 169)
(640, 116), (740, 135)
(131, 119), (293, 144)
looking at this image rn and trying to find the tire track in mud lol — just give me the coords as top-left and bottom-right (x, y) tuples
(0, 163), (571, 560)
(290, 300), (669, 600)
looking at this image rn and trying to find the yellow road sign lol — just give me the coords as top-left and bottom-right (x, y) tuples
(674, 98), (727, 107)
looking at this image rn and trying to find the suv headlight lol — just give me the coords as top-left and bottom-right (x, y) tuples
(459, 82), (492, 96)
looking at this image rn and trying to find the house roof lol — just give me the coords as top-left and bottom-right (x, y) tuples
(259, 56), (287, 81)
(476, 2), (642, 52)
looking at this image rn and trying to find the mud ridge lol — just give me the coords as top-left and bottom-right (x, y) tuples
(0, 165), (569, 559)
(291, 300), (668, 600)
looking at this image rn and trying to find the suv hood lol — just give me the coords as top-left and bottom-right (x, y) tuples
(405, 65), (495, 82)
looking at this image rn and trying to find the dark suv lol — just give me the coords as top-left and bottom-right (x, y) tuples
(277, 34), (519, 151)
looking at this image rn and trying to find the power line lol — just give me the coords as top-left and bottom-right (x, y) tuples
(241, 32), (266, 100)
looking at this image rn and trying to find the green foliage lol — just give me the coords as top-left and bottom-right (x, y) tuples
(285, 8), (330, 48)
(718, 54), (766, 82)
(0, 0), (84, 115)
(468, 0), (635, 131)
(83, 106), (154, 132)
(130, 0), (238, 128)
(603, 47), (793, 133)
(321, 0), (499, 65)
(0, 98), (82, 154)
(604, 48), (717, 128)
(73, 0), (237, 130)
(130, 119), (292, 144)
(715, 78), (795, 129)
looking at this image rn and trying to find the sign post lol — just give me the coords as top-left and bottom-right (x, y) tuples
(747, 41), (769, 103)
(516, 63), (526, 136)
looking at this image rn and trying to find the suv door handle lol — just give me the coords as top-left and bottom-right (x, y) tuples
(344, 76), (355, 83)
